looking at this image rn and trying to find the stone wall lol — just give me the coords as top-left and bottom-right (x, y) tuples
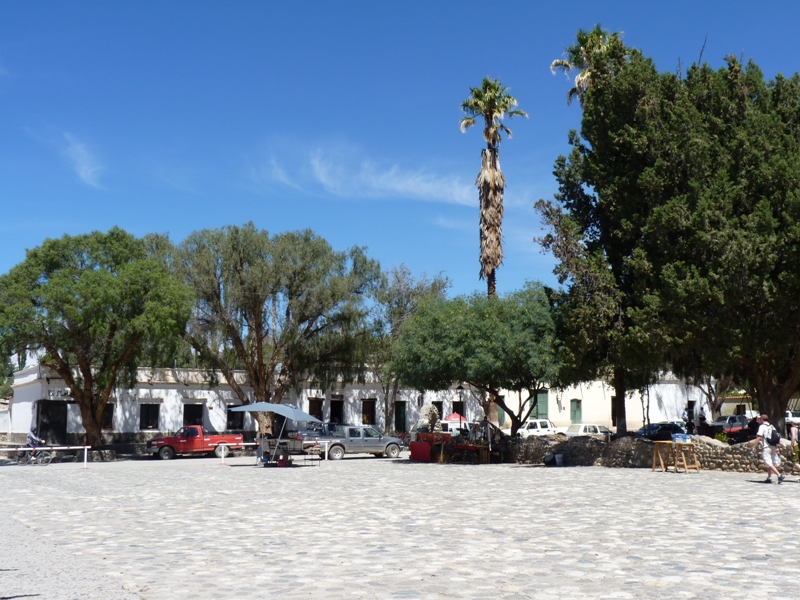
(514, 434), (796, 473)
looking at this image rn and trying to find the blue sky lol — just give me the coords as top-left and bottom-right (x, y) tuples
(2, 1), (799, 297)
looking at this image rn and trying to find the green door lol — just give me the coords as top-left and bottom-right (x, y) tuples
(570, 399), (582, 423)
(534, 391), (548, 419)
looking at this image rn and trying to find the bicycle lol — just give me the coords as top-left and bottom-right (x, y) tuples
(16, 445), (53, 466)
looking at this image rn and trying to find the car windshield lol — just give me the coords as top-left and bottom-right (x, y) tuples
(712, 416), (729, 423)
(566, 424), (581, 433)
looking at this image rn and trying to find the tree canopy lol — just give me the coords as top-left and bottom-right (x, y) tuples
(176, 223), (381, 418)
(393, 283), (560, 435)
(368, 265), (449, 433)
(539, 37), (800, 430)
(0, 228), (191, 447)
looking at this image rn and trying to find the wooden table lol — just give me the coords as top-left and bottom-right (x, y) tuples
(652, 441), (701, 473)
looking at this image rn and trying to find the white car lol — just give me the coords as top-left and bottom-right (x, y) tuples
(565, 423), (613, 438)
(786, 411), (800, 425)
(517, 419), (563, 438)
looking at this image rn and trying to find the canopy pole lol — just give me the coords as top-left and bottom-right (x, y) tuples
(271, 418), (288, 462)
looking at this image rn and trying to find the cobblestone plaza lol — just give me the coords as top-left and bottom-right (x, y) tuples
(1, 453), (796, 599)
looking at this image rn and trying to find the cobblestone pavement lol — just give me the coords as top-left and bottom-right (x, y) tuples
(1, 452), (799, 600)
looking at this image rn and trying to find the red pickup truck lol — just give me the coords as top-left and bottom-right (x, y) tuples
(147, 425), (244, 460)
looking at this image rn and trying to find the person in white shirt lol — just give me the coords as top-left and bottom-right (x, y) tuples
(752, 414), (784, 484)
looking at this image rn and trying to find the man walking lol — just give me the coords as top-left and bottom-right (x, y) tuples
(753, 414), (784, 484)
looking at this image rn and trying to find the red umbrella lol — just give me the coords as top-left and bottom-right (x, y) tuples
(444, 413), (465, 422)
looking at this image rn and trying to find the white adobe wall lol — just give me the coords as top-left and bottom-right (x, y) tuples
(500, 377), (710, 431)
(9, 366), (41, 433)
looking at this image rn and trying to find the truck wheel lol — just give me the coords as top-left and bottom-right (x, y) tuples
(158, 446), (175, 460)
(328, 445), (345, 460)
(385, 444), (400, 459)
(214, 445), (230, 458)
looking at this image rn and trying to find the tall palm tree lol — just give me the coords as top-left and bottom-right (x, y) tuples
(460, 77), (527, 297)
(550, 25), (625, 107)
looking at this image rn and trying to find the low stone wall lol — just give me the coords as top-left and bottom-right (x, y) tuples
(514, 434), (796, 473)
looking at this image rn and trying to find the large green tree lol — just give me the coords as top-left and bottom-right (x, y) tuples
(541, 37), (800, 431)
(369, 265), (449, 433)
(393, 283), (560, 435)
(0, 228), (191, 447)
(460, 77), (527, 297)
(629, 57), (800, 429)
(176, 224), (381, 422)
(537, 33), (646, 434)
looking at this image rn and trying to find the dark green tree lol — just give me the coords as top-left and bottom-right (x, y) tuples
(631, 57), (800, 429)
(393, 283), (560, 435)
(0, 353), (13, 399)
(0, 228), (191, 447)
(537, 38), (654, 434)
(541, 36), (800, 431)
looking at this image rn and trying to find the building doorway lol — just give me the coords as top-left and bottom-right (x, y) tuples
(570, 399), (582, 424)
(37, 400), (68, 445)
(330, 399), (344, 424)
(394, 401), (407, 433)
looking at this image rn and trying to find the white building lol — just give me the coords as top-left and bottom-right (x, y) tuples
(9, 361), (721, 447)
(499, 375), (709, 431)
(8, 365), (475, 446)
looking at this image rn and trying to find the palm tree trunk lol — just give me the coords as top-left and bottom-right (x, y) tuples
(477, 148), (505, 297)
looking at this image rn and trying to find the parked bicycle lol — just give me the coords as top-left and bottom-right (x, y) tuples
(17, 444), (53, 466)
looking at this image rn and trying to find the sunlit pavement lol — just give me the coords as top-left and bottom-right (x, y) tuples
(0, 452), (794, 599)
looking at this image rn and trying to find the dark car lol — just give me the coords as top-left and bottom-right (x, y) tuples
(634, 422), (687, 441)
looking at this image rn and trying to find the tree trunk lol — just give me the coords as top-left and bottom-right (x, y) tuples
(487, 271), (496, 297)
(613, 368), (627, 435)
(477, 148), (504, 296)
(387, 379), (399, 434)
(78, 399), (104, 449)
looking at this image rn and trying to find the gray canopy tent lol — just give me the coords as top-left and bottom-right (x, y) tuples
(230, 402), (322, 462)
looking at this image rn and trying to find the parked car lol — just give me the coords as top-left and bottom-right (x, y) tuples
(147, 425), (244, 460)
(565, 424), (613, 439)
(634, 422), (687, 441)
(786, 411), (800, 425)
(323, 425), (403, 460)
(726, 418), (759, 444)
(439, 420), (479, 437)
(517, 419), (564, 438)
(709, 415), (749, 433)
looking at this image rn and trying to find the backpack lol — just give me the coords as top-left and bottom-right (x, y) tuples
(768, 426), (781, 446)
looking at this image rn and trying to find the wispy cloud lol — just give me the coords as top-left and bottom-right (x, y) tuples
(61, 133), (103, 188)
(435, 215), (473, 232)
(251, 139), (474, 206)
